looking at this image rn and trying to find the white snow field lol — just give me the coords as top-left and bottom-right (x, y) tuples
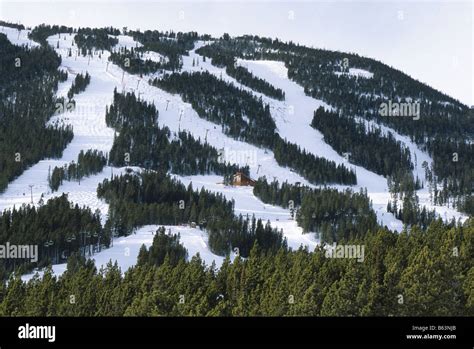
(0, 28), (466, 280)
(0, 26), (38, 48)
(334, 68), (374, 79)
(22, 224), (230, 281)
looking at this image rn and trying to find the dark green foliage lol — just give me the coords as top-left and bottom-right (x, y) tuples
(386, 171), (437, 228)
(0, 21), (25, 30)
(458, 195), (474, 216)
(297, 188), (378, 243)
(130, 30), (200, 71)
(311, 106), (413, 178)
(137, 227), (188, 267)
(227, 64), (285, 100)
(253, 177), (378, 242)
(273, 137), (357, 185)
(109, 47), (168, 75)
(49, 149), (107, 191)
(28, 24), (74, 45)
(97, 170), (286, 256)
(0, 34), (73, 193)
(0, 195), (106, 276)
(426, 137), (474, 200)
(106, 89), (247, 176)
(74, 27), (119, 54)
(67, 72), (90, 99)
(1, 219), (472, 316)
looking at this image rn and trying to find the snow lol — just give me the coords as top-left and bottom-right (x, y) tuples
(0, 28), (467, 281)
(1, 31), (319, 279)
(230, 58), (467, 224)
(334, 68), (374, 79)
(176, 175), (319, 251)
(356, 117), (468, 223)
(0, 32), (116, 214)
(0, 26), (38, 48)
(114, 34), (143, 50)
(22, 225), (229, 282)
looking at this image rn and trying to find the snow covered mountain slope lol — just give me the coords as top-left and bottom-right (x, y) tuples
(0, 26), (468, 280)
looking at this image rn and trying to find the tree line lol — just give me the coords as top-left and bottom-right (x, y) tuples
(48, 149), (108, 191)
(311, 106), (413, 178)
(67, 72), (91, 99)
(387, 170), (438, 229)
(0, 21), (25, 30)
(129, 29), (202, 71)
(1, 218), (471, 316)
(74, 27), (119, 55)
(109, 47), (170, 75)
(28, 24), (74, 46)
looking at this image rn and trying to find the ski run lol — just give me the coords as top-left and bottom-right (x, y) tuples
(0, 26), (467, 280)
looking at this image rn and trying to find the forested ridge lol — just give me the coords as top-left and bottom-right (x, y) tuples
(196, 36), (473, 204)
(0, 23), (472, 318)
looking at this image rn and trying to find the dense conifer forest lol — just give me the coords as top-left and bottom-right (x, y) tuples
(253, 177), (378, 242)
(67, 72), (91, 99)
(311, 106), (413, 178)
(0, 219), (471, 316)
(0, 33), (73, 193)
(109, 47), (168, 75)
(74, 27), (120, 55)
(0, 195), (106, 277)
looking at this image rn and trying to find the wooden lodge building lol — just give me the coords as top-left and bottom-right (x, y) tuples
(232, 171), (256, 186)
